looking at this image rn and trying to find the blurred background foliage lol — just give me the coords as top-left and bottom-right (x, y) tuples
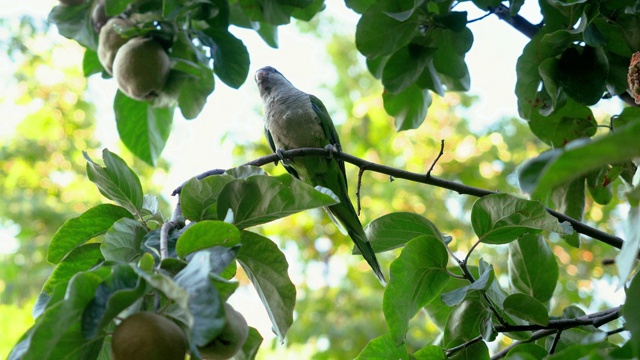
(0, 7), (628, 360)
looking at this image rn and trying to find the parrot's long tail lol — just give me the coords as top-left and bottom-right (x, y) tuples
(348, 227), (387, 286)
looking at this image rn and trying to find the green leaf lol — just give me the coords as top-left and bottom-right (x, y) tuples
(180, 174), (235, 221)
(508, 234), (558, 302)
(84, 149), (144, 215)
(528, 98), (597, 147)
(414, 345), (446, 360)
(382, 0), (424, 22)
(441, 264), (494, 306)
(551, 176), (585, 247)
(505, 343), (548, 359)
(416, 56), (444, 96)
(503, 293), (550, 325)
(100, 218), (148, 262)
(586, 167), (614, 205)
(82, 49), (103, 77)
(238, 0), (294, 25)
(81, 264), (147, 339)
(204, 29), (250, 89)
(443, 298), (492, 346)
(225, 165), (268, 179)
(291, 0), (325, 21)
(471, 194), (572, 244)
(605, 51), (631, 96)
(432, 28), (473, 82)
(255, 21), (279, 47)
(531, 121), (640, 198)
(383, 235), (450, 345)
(132, 268), (190, 313)
(43, 244), (104, 294)
(175, 67), (215, 120)
(363, 212), (444, 253)
(48, 3), (98, 50)
(175, 221), (241, 258)
(515, 29), (562, 120)
(616, 204), (640, 286)
(237, 327), (263, 360)
(382, 45), (436, 94)
(216, 173), (338, 229)
(383, 84), (431, 131)
(623, 272), (640, 356)
(472, 0), (503, 11)
(355, 334), (410, 359)
(355, 0), (419, 58)
(518, 149), (563, 195)
(345, 0), (376, 13)
(174, 250), (227, 346)
(105, 0), (131, 16)
(113, 91), (174, 166)
(14, 271), (107, 360)
(48, 203), (133, 264)
(236, 231), (296, 341)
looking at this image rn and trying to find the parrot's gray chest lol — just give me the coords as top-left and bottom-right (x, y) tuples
(265, 94), (326, 149)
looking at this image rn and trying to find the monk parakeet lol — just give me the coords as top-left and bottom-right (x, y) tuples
(255, 66), (386, 284)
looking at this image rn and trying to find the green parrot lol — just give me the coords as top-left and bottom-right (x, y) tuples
(255, 66), (386, 285)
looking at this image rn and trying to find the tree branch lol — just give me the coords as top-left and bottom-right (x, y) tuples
(491, 307), (622, 359)
(190, 147), (627, 250)
(490, 4), (541, 39)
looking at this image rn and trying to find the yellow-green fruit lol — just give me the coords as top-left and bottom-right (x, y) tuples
(111, 312), (188, 360)
(97, 17), (132, 75)
(113, 37), (170, 101)
(199, 303), (249, 360)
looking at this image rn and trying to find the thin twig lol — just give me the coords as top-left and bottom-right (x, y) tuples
(160, 202), (183, 260)
(548, 329), (563, 355)
(463, 239), (482, 267)
(491, 306), (622, 359)
(427, 139), (445, 177)
(445, 335), (484, 357)
(201, 148), (626, 250)
(356, 167), (365, 216)
(494, 306), (621, 332)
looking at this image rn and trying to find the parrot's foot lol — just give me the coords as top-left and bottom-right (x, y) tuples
(276, 148), (292, 165)
(324, 143), (341, 158)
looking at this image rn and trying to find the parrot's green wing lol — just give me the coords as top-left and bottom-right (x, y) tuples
(309, 95), (348, 189)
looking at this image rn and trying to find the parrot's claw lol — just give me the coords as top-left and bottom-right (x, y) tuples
(324, 143), (341, 158)
(276, 148), (292, 165)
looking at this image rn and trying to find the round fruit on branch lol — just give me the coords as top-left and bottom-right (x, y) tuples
(111, 312), (188, 360)
(113, 36), (171, 102)
(97, 17), (133, 75)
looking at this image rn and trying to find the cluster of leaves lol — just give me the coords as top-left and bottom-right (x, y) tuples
(513, 1), (640, 263)
(8, 149), (341, 359)
(351, 0), (474, 131)
(48, 0), (324, 166)
(11, 148), (640, 359)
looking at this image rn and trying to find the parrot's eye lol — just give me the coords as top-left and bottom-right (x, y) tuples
(264, 86), (272, 94)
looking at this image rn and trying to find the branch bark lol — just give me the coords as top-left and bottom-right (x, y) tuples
(174, 147), (626, 250)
